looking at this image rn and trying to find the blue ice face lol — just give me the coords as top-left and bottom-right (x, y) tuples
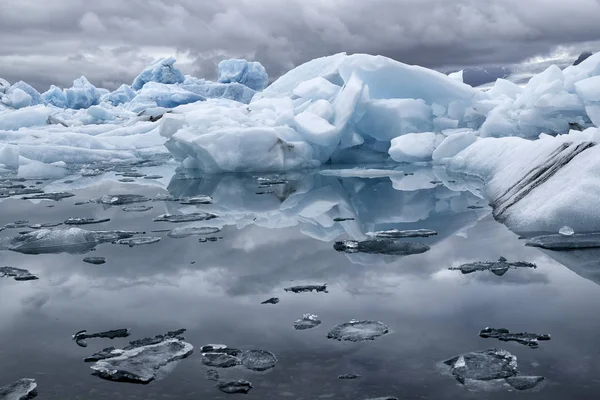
(131, 57), (185, 91)
(218, 59), (268, 91)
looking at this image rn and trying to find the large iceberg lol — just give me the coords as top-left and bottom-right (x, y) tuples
(218, 59), (269, 91)
(131, 57), (185, 90)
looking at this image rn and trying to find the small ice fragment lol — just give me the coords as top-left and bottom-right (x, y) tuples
(479, 327), (551, 349)
(143, 175), (163, 180)
(338, 374), (361, 380)
(449, 257), (536, 276)
(505, 376), (545, 390)
(333, 217), (355, 222)
(118, 178), (135, 183)
(114, 237), (161, 247)
(202, 353), (241, 368)
(559, 226), (574, 236)
(261, 297), (279, 305)
(205, 369), (220, 381)
(327, 320), (389, 342)
(217, 380), (253, 394)
(294, 314), (322, 330)
(83, 257), (106, 265)
(96, 194), (150, 206)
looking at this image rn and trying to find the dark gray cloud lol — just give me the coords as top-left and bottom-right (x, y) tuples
(1, 0), (600, 91)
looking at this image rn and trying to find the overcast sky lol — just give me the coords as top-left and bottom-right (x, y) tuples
(1, 0), (600, 91)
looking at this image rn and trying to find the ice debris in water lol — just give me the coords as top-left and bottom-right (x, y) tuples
(327, 320), (389, 342)
(362, 398), (398, 400)
(143, 175), (163, 180)
(199, 236), (221, 243)
(0, 378), (37, 399)
(217, 380), (253, 394)
(338, 374), (361, 380)
(154, 213), (218, 223)
(294, 314), (322, 330)
(4, 220), (30, 229)
(441, 349), (544, 390)
(114, 237), (161, 247)
(449, 257), (537, 276)
(21, 192), (75, 201)
(73, 329), (131, 348)
(167, 226), (220, 239)
(83, 257), (106, 265)
(333, 217), (355, 222)
(284, 284), (328, 293)
(86, 329), (192, 383)
(261, 297), (279, 305)
(525, 233), (600, 250)
(559, 226), (575, 236)
(7, 228), (139, 254)
(95, 194), (150, 206)
(202, 353), (241, 369)
(366, 229), (438, 238)
(479, 328), (551, 349)
(205, 369), (220, 381)
(334, 240), (430, 256)
(240, 350), (277, 371)
(179, 195), (213, 205)
(0, 266), (38, 281)
(122, 205), (153, 212)
(64, 217), (110, 225)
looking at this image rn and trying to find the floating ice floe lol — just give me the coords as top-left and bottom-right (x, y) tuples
(448, 257), (537, 276)
(293, 314), (322, 330)
(327, 320), (389, 342)
(440, 349), (544, 391)
(217, 380), (253, 394)
(82, 257), (106, 265)
(525, 233), (600, 250)
(73, 328), (130, 348)
(0, 266), (38, 281)
(86, 329), (192, 384)
(0, 378), (38, 399)
(334, 239), (430, 256)
(479, 328), (551, 349)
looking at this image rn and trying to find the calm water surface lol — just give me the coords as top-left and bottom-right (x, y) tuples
(0, 164), (599, 399)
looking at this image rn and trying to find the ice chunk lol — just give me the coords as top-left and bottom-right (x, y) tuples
(202, 353), (241, 368)
(505, 376), (545, 391)
(559, 226), (574, 236)
(7, 88), (33, 109)
(21, 192), (74, 201)
(114, 237), (161, 247)
(357, 99), (433, 142)
(0, 266), (38, 281)
(42, 85), (67, 108)
(87, 105), (115, 121)
(449, 257), (537, 276)
(132, 57), (185, 90)
(0, 105), (53, 130)
(7, 228), (137, 255)
(479, 327), (551, 349)
(574, 75), (600, 102)
(261, 297), (279, 305)
(218, 380), (253, 394)
(338, 374), (361, 380)
(293, 314), (322, 330)
(64, 217), (110, 226)
(122, 205), (153, 212)
(4, 81), (43, 106)
(134, 82), (206, 109)
(293, 77), (340, 100)
(218, 59), (268, 91)
(83, 257), (106, 265)
(525, 233), (600, 250)
(90, 337), (192, 383)
(366, 229), (438, 238)
(442, 349), (518, 383)
(240, 350), (277, 371)
(73, 329), (131, 348)
(100, 84), (136, 106)
(167, 226), (220, 238)
(333, 239), (430, 256)
(18, 159), (67, 180)
(388, 132), (439, 163)
(432, 131), (477, 161)
(154, 212), (217, 223)
(306, 99), (335, 121)
(294, 111), (338, 146)
(284, 284), (328, 293)
(95, 194), (150, 206)
(327, 320), (389, 342)
(62, 76), (103, 109)
(0, 378), (37, 399)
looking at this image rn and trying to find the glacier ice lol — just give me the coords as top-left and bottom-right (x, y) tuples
(132, 57), (185, 90)
(218, 59), (269, 91)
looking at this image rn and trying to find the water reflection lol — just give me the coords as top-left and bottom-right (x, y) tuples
(0, 165), (600, 399)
